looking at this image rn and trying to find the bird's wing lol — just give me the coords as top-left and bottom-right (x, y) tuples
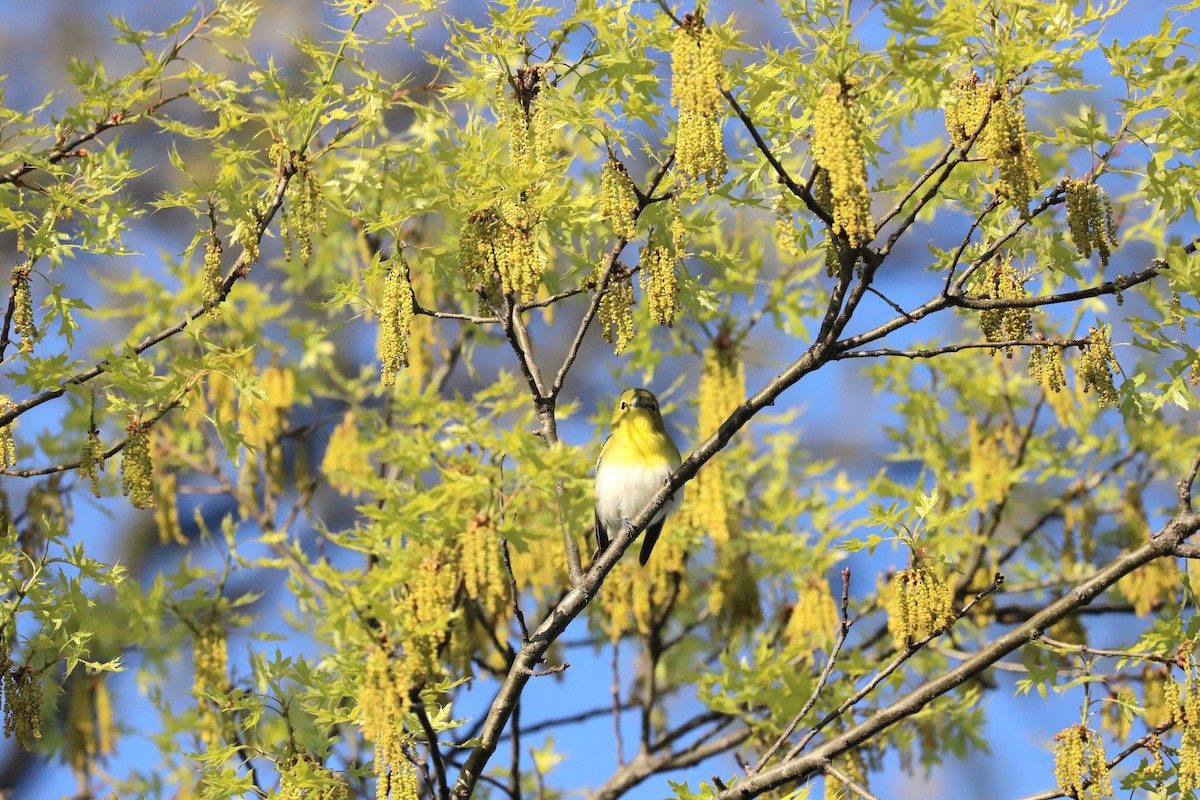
(593, 435), (612, 553)
(638, 519), (665, 566)
(594, 507), (609, 552)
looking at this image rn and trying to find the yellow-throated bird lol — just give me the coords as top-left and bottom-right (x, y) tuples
(594, 388), (682, 565)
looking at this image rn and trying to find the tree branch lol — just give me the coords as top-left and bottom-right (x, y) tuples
(753, 569), (852, 773)
(0, 171), (294, 430)
(712, 510), (1200, 799)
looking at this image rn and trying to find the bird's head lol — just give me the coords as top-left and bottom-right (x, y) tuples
(610, 387), (665, 430)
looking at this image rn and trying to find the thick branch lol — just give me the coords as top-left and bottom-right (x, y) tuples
(589, 727), (750, 800)
(831, 263), (1168, 356)
(712, 511), (1200, 800)
(720, 89), (832, 226)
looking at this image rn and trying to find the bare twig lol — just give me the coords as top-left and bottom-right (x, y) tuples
(786, 573), (1004, 762)
(835, 337), (1086, 361)
(1180, 451), (1200, 512)
(1034, 635), (1177, 665)
(823, 763), (881, 800)
(612, 640), (625, 766)
(713, 509), (1200, 800)
(500, 539), (530, 643)
(720, 88), (832, 226)
(414, 699), (451, 800)
(754, 569), (853, 773)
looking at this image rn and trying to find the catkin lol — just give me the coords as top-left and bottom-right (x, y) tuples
(812, 83), (873, 245)
(121, 421), (155, 510)
(379, 265), (414, 387)
(1077, 324), (1120, 408)
(671, 16), (726, 188)
(639, 244), (678, 326)
(885, 565), (954, 647)
(1065, 178), (1119, 266)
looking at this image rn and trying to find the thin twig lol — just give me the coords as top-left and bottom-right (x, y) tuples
(612, 639), (625, 766)
(1180, 451), (1200, 512)
(836, 337), (1086, 361)
(754, 569), (853, 773)
(499, 539), (530, 642)
(500, 702), (638, 740)
(786, 573), (1004, 761)
(414, 699), (451, 800)
(555, 479), (584, 587)
(720, 88), (832, 226)
(823, 763), (881, 800)
(1034, 635), (1177, 665)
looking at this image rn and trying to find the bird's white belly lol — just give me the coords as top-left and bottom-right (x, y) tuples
(595, 461), (680, 533)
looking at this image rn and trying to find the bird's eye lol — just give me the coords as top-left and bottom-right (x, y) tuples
(620, 401), (628, 410)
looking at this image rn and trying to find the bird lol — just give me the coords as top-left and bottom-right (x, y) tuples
(594, 388), (683, 565)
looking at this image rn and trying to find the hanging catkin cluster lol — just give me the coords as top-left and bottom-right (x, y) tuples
(600, 159), (638, 239)
(80, 428), (105, 497)
(687, 336), (744, 546)
(2, 649), (43, 750)
(65, 676), (114, 779)
(1169, 661), (1200, 793)
(1065, 178), (1119, 266)
(322, 412), (371, 498)
(885, 565), (954, 647)
(980, 88), (1040, 217)
(121, 421), (155, 510)
(814, 170), (841, 276)
(1052, 724), (1113, 798)
(11, 267), (34, 353)
(975, 260), (1032, 358)
(359, 643), (413, 800)
(503, 67), (552, 178)
(285, 152), (329, 267)
(0, 397), (14, 468)
(277, 756), (350, 800)
(946, 76), (1041, 217)
(598, 269), (635, 354)
(243, 365), (295, 466)
(639, 243), (678, 326)
(457, 203), (543, 303)
(202, 235), (222, 318)
(774, 192), (800, 258)
(1078, 325), (1120, 408)
(1027, 342), (1066, 393)
(400, 554), (458, 680)
(192, 613), (231, 751)
(379, 264), (414, 387)
(460, 512), (507, 619)
(671, 15), (727, 188)
(785, 575), (839, 656)
(154, 463), (184, 545)
(812, 83), (873, 246)
(944, 74), (990, 146)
